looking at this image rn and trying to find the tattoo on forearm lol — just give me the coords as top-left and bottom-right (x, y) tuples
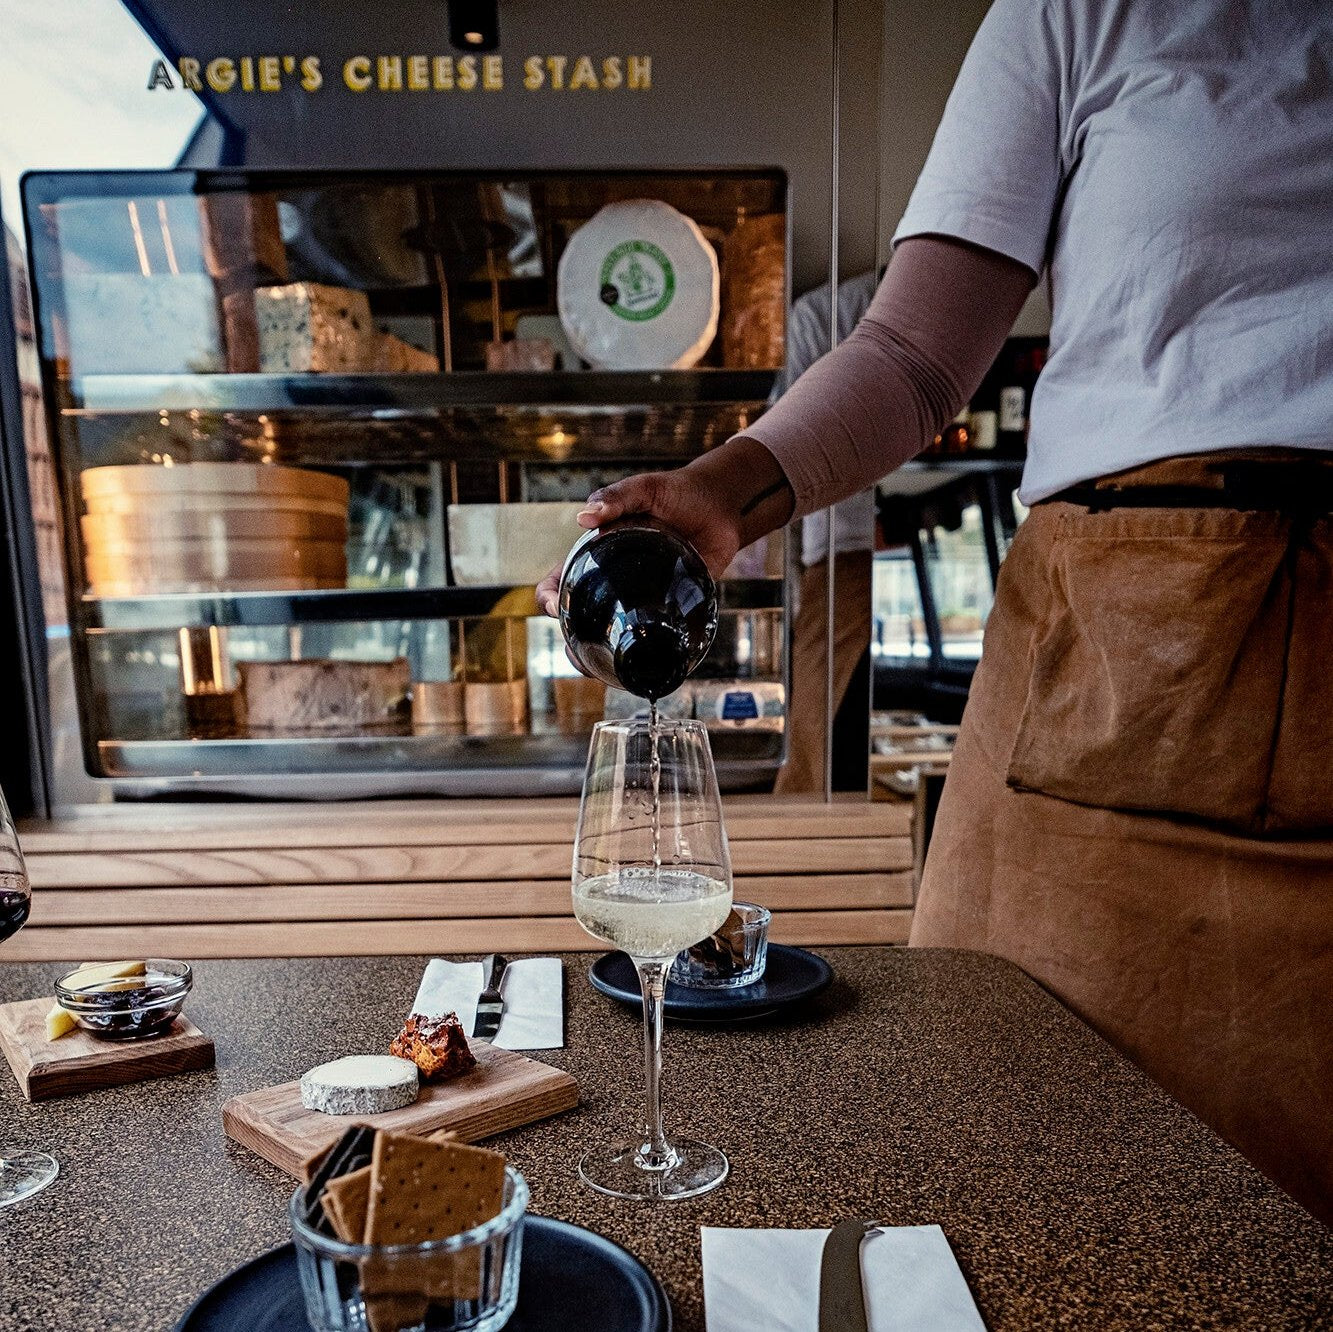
(739, 478), (791, 517)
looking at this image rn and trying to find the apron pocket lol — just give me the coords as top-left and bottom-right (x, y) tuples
(1006, 506), (1292, 832)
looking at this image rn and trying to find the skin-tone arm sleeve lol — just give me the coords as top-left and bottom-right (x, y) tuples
(739, 235), (1038, 519)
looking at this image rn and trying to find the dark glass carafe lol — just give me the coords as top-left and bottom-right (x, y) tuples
(557, 519), (719, 700)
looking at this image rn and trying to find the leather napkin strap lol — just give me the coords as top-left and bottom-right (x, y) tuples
(819, 1218), (876, 1332)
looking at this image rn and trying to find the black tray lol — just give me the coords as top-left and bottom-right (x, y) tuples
(175, 1215), (670, 1331)
(589, 944), (833, 1021)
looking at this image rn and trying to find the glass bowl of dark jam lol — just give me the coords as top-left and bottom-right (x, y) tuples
(55, 959), (192, 1040)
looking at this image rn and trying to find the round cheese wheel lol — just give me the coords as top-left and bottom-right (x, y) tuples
(557, 200), (720, 370)
(80, 462), (349, 504)
(84, 488), (349, 519)
(299, 1055), (420, 1116)
(81, 509), (347, 545)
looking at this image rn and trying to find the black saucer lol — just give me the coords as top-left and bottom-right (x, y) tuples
(175, 1215), (670, 1331)
(589, 944), (833, 1021)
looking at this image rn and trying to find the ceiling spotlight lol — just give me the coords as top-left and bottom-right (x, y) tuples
(448, 0), (499, 52)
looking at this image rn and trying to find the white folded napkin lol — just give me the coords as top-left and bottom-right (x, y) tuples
(701, 1224), (984, 1332)
(409, 957), (564, 1050)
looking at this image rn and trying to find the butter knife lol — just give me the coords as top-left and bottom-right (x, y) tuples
(472, 953), (508, 1041)
(819, 1218), (876, 1332)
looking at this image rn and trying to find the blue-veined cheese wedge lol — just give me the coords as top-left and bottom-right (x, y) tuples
(557, 200), (720, 370)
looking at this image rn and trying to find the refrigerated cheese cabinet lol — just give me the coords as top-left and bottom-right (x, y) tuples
(24, 167), (789, 794)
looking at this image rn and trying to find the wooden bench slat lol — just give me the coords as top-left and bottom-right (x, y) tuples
(26, 837), (913, 889)
(26, 873), (916, 927)
(3, 909), (913, 960)
(19, 797), (910, 854)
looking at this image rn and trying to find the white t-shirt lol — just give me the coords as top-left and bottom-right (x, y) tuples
(895, 0), (1333, 503)
(771, 272), (880, 564)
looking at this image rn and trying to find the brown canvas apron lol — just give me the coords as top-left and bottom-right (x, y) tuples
(912, 449), (1333, 1225)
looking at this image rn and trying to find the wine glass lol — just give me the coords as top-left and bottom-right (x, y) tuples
(0, 786), (59, 1206)
(572, 718), (732, 1201)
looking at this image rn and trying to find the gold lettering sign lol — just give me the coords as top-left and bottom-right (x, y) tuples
(148, 54), (652, 95)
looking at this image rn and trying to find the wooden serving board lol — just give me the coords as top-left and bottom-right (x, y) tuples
(0, 997), (215, 1102)
(223, 1043), (579, 1178)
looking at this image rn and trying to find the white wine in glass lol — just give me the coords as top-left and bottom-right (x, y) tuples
(572, 718), (732, 1201)
(0, 786), (59, 1207)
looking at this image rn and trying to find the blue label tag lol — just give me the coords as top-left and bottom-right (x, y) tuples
(720, 691), (759, 720)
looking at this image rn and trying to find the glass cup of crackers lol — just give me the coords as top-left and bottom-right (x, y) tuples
(291, 1125), (527, 1332)
(670, 901), (772, 989)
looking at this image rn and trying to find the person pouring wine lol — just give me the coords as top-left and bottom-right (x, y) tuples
(539, 0), (1333, 1224)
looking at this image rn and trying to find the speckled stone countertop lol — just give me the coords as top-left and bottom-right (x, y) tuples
(0, 949), (1329, 1330)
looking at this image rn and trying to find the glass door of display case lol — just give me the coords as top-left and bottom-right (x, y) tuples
(24, 168), (791, 790)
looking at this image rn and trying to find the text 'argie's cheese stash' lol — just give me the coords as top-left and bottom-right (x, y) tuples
(147, 53), (653, 95)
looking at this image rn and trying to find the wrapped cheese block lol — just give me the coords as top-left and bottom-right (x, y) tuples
(254, 282), (374, 373)
(371, 331), (439, 373)
(557, 200), (720, 370)
(239, 658), (411, 731)
(694, 680), (785, 731)
(447, 502), (585, 586)
(62, 274), (225, 375)
(721, 212), (786, 369)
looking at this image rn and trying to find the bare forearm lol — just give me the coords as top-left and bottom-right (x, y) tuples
(737, 236), (1037, 520)
(682, 435), (795, 550)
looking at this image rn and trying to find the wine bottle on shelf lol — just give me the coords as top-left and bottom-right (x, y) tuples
(998, 381), (1027, 454)
(996, 340), (1048, 456)
(558, 519), (719, 701)
(969, 361), (1000, 452)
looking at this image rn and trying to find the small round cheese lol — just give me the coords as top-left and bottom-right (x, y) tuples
(300, 1055), (420, 1116)
(557, 200), (720, 370)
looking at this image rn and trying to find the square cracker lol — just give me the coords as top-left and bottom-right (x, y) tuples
(321, 1165), (372, 1243)
(320, 1162), (428, 1332)
(363, 1132), (506, 1301)
(366, 1132), (505, 1245)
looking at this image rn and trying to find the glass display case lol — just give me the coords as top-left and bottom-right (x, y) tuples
(23, 167), (791, 793)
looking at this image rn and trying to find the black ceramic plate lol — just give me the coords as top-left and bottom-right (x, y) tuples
(175, 1216), (670, 1332)
(589, 944), (833, 1021)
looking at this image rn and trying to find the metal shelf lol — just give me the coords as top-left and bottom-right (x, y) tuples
(880, 456), (1024, 499)
(82, 578), (785, 633)
(61, 369), (777, 415)
(96, 726), (783, 780)
(899, 455), (1024, 473)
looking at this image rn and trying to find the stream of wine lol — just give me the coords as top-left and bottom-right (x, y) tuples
(649, 699), (661, 876)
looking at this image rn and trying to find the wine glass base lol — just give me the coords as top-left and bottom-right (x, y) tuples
(578, 1137), (728, 1201)
(0, 1150), (58, 1207)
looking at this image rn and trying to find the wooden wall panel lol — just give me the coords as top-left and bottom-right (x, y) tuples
(11, 798), (916, 960)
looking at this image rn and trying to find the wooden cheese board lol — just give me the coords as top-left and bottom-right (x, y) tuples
(0, 996), (215, 1102)
(223, 1042), (579, 1178)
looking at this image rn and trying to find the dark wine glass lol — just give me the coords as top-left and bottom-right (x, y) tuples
(0, 786), (59, 1206)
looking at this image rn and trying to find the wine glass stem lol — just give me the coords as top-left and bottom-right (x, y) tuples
(636, 958), (674, 1169)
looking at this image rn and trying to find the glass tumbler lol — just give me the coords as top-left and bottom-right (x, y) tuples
(670, 901), (772, 989)
(290, 1166), (527, 1332)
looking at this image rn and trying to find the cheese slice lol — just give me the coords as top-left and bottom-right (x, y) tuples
(46, 961), (148, 1040)
(45, 1005), (76, 1041)
(70, 960), (147, 984)
(300, 1055), (420, 1116)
